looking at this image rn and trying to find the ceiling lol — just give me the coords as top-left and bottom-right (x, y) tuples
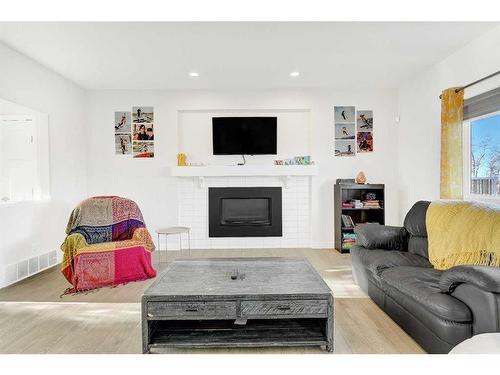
(0, 22), (496, 90)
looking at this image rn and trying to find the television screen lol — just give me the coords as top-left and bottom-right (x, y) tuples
(212, 117), (277, 155)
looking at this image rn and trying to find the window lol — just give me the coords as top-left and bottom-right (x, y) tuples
(0, 115), (39, 202)
(0, 98), (50, 205)
(463, 111), (500, 199)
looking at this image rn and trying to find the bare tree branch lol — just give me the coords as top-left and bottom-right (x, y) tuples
(471, 139), (491, 177)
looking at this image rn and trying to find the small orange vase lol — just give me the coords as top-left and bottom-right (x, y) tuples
(177, 153), (187, 166)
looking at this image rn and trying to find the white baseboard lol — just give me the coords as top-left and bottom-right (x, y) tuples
(311, 242), (334, 249)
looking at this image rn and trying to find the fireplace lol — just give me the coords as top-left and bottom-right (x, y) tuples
(209, 187), (282, 237)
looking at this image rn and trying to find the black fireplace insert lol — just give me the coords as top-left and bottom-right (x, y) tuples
(209, 187), (282, 237)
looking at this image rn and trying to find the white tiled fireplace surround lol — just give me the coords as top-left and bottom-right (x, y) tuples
(176, 176), (311, 249)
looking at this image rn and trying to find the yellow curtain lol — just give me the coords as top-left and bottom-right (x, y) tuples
(440, 88), (464, 199)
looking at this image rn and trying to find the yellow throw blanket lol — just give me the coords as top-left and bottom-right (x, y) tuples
(426, 200), (500, 270)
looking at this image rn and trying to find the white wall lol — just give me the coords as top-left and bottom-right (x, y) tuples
(0, 43), (88, 287)
(397, 25), (500, 221)
(87, 89), (399, 248)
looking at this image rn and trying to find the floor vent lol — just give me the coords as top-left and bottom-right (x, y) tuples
(29, 256), (39, 275)
(39, 252), (49, 269)
(17, 260), (29, 280)
(3, 249), (59, 288)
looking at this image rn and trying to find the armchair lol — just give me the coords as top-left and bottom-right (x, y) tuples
(60, 196), (156, 294)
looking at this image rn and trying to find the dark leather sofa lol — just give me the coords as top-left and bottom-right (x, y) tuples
(351, 201), (500, 353)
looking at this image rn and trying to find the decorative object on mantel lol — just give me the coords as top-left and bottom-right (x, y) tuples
(278, 156), (313, 165)
(177, 153), (187, 166)
(334, 106), (356, 157)
(295, 155), (312, 165)
(355, 171), (367, 184)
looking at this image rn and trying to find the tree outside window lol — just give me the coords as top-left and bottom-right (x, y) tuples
(470, 114), (500, 196)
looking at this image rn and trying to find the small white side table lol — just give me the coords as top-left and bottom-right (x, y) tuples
(156, 226), (191, 263)
(449, 333), (500, 354)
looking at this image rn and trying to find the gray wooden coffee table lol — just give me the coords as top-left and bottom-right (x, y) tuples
(141, 257), (334, 353)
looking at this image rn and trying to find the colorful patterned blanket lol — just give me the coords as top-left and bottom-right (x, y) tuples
(60, 196), (156, 293)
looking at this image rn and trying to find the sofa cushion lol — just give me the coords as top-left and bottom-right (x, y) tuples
(352, 248), (433, 277)
(380, 266), (471, 323)
(404, 201), (430, 258)
(354, 224), (408, 251)
(404, 201), (430, 238)
(407, 236), (429, 259)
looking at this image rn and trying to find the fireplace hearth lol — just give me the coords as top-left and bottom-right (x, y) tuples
(209, 187), (282, 237)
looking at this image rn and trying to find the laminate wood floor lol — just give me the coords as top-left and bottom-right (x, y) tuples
(0, 249), (424, 354)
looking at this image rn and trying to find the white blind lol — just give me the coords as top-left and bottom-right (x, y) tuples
(464, 86), (500, 120)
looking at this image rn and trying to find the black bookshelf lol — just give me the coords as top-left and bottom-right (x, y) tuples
(334, 180), (385, 253)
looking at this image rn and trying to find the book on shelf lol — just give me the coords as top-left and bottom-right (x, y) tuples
(342, 233), (356, 246)
(349, 216), (355, 227)
(342, 232), (356, 239)
(342, 199), (363, 209)
(353, 199), (363, 208)
(341, 214), (356, 228)
(342, 241), (355, 249)
(362, 199), (382, 208)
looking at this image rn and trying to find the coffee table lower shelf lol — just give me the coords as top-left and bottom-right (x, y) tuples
(146, 318), (329, 352)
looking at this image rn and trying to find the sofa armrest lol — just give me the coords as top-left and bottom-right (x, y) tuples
(439, 265), (500, 294)
(353, 223), (408, 251)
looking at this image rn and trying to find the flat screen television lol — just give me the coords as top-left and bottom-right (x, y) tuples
(212, 117), (277, 155)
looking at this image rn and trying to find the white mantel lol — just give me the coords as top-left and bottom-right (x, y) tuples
(170, 165), (318, 188)
(170, 165), (318, 177)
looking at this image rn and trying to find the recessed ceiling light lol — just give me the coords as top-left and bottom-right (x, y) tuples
(290, 71), (300, 77)
(189, 72), (199, 77)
